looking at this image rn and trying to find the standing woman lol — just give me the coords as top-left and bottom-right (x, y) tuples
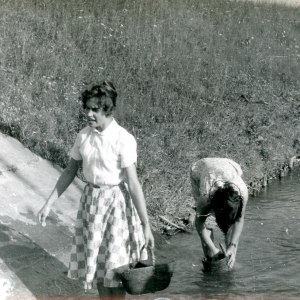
(190, 157), (248, 269)
(38, 81), (154, 299)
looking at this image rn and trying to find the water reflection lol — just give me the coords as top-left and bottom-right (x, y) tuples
(197, 270), (236, 297)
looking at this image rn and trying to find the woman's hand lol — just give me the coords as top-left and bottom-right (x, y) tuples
(226, 245), (237, 269)
(37, 204), (51, 227)
(142, 223), (155, 249)
(206, 244), (220, 259)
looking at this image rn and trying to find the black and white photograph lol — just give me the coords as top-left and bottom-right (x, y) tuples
(0, 0), (300, 299)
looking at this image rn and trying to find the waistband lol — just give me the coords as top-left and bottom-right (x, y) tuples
(88, 182), (124, 189)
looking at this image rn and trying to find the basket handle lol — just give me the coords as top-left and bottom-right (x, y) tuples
(219, 243), (227, 257)
(140, 245), (156, 266)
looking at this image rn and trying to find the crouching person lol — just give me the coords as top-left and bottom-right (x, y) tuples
(190, 158), (248, 269)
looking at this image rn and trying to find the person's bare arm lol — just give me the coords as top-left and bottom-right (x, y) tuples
(225, 184), (248, 268)
(124, 164), (155, 249)
(191, 169), (219, 257)
(195, 201), (220, 258)
(38, 158), (81, 226)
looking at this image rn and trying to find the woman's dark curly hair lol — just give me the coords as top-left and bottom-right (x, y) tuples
(210, 182), (244, 234)
(80, 81), (118, 117)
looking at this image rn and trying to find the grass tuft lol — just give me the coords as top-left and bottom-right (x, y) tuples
(1, 0), (300, 230)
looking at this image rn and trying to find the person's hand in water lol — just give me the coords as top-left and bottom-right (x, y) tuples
(226, 244), (237, 269)
(204, 247), (221, 261)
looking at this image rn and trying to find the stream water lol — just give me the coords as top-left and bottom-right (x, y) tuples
(156, 167), (300, 299)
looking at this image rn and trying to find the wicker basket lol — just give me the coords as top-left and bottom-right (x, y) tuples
(202, 255), (227, 272)
(202, 243), (228, 272)
(118, 247), (176, 295)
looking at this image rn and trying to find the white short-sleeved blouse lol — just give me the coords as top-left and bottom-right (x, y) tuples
(70, 119), (137, 185)
(191, 157), (247, 202)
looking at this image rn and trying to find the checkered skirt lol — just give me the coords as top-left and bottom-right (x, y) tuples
(67, 182), (146, 289)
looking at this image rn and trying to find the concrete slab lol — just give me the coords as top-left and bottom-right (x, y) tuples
(0, 133), (100, 299)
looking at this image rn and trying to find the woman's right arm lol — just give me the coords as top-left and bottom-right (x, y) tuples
(195, 202), (220, 257)
(38, 158), (81, 226)
(191, 169), (219, 257)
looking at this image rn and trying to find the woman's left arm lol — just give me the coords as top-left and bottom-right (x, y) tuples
(124, 164), (155, 249)
(226, 185), (248, 268)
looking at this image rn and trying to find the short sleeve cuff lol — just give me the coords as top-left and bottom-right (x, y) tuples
(120, 134), (137, 168)
(121, 155), (137, 168)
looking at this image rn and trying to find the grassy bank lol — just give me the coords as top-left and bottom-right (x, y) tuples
(1, 0), (300, 232)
